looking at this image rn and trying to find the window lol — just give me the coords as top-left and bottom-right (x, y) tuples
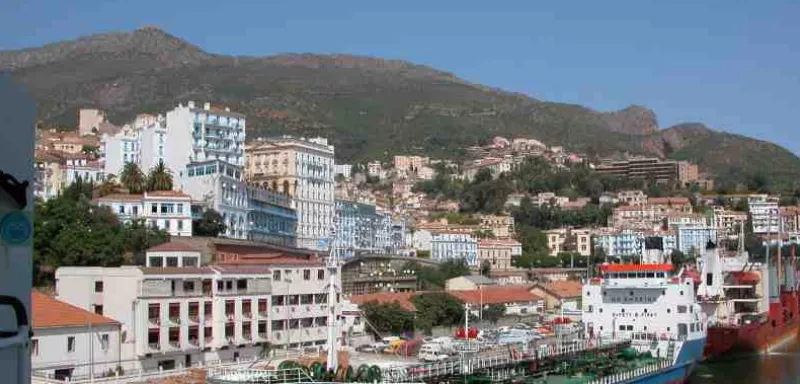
(619, 325), (625, 331)
(149, 257), (164, 267)
(177, 220), (183, 231)
(67, 336), (76, 353)
(273, 270), (281, 281)
(166, 257), (178, 267)
(318, 270), (324, 280)
(237, 279), (247, 290)
(101, 334), (109, 350)
(148, 329), (159, 344)
(151, 204), (158, 214)
(303, 270), (311, 280)
(31, 339), (38, 356)
(177, 204), (184, 214)
(184, 257), (198, 267)
(119, 205), (125, 214)
(94, 281), (103, 292)
(183, 281), (195, 292)
(677, 305), (687, 314)
(94, 305), (103, 315)
(204, 302), (212, 316)
(226, 281), (233, 290)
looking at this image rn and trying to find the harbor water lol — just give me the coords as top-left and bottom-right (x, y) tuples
(689, 338), (800, 384)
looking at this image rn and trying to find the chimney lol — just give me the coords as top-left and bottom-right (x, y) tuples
(187, 101), (195, 108)
(204, 102), (211, 111)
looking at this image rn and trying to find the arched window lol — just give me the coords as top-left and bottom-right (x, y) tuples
(283, 180), (290, 195)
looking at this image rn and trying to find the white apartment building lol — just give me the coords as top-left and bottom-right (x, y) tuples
(667, 213), (709, 230)
(101, 124), (141, 177)
(182, 160), (249, 240)
(55, 258), (340, 373)
(245, 137), (335, 251)
(164, 101), (246, 183)
(367, 161), (383, 179)
(62, 155), (105, 184)
(749, 195), (780, 234)
(431, 231), (478, 266)
(616, 190), (647, 206)
(712, 207), (748, 239)
(94, 191), (193, 237)
(31, 292), (121, 381)
(477, 239), (522, 271)
(334, 164), (352, 179)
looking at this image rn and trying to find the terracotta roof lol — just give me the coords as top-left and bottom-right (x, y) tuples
(448, 286), (542, 305)
(140, 267), (215, 275)
(217, 256), (324, 266)
(532, 281), (583, 299)
(33, 291), (119, 329)
(349, 292), (418, 312)
(145, 191), (192, 199)
(599, 263), (675, 273)
(95, 194), (144, 202)
(148, 242), (201, 253)
(648, 197), (690, 205)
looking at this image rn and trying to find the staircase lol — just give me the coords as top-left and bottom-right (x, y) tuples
(665, 342), (676, 363)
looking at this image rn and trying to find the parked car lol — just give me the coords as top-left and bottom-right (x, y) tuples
(419, 343), (450, 362)
(356, 344), (378, 353)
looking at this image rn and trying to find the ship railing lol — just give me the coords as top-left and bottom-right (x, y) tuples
(587, 358), (672, 384)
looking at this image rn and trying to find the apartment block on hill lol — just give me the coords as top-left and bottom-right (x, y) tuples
(545, 228), (591, 256)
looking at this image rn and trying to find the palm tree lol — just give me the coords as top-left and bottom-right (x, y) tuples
(146, 160), (173, 192)
(120, 163), (146, 194)
(97, 174), (119, 197)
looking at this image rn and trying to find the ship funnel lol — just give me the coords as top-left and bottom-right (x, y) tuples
(698, 239), (725, 298)
(643, 237), (664, 264)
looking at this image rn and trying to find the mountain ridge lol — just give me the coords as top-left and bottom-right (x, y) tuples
(4, 28), (799, 190)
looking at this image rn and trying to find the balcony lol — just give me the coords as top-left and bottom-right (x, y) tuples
(148, 343), (160, 352)
(188, 315), (200, 324)
(242, 311), (253, 320)
(225, 313), (235, 321)
(148, 317), (160, 327)
(169, 340), (181, 349)
(169, 316), (181, 325)
(258, 310), (268, 318)
(188, 338), (199, 347)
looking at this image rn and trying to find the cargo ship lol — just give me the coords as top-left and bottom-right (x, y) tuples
(695, 231), (800, 359)
(582, 238), (707, 384)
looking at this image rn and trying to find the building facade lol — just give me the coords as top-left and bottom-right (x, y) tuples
(677, 226), (716, 255)
(477, 214), (515, 238)
(94, 191), (193, 237)
(749, 195), (780, 234)
(431, 231), (478, 266)
(31, 292), (121, 381)
(334, 199), (392, 258)
(616, 190), (647, 206)
(54, 259), (338, 373)
(545, 228), (592, 256)
(477, 239), (522, 271)
(595, 157), (680, 183)
(245, 137), (335, 251)
(247, 187), (298, 248)
(713, 207), (748, 239)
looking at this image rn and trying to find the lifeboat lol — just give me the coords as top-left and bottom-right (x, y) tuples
(731, 271), (760, 285)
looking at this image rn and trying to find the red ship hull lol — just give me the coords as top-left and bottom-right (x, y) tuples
(704, 290), (800, 360)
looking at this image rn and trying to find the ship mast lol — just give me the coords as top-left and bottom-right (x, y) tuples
(324, 234), (340, 372)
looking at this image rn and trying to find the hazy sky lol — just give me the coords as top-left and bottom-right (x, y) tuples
(2, 0), (799, 153)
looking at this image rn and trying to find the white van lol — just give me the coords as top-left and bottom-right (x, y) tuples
(418, 344), (449, 362)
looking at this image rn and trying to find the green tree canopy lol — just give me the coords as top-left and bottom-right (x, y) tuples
(192, 209), (227, 237)
(146, 160), (173, 192)
(120, 162), (146, 194)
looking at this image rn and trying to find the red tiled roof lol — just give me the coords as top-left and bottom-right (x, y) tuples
(532, 281), (583, 299)
(148, 242), (201, 253)
(350, 292), (418, 312)
(648, 197), (690, 205)
(599, 263), (674, 273)
(33, 291), (119, 329)
(448, 286), (542, 305)
(217, 256), (324, 266)
(96, 193), (144, 202)
(145, 191), (192, 199)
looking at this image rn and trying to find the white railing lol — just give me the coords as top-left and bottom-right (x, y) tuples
(32, 356), (260, 384)
(587, 358), (672, 384)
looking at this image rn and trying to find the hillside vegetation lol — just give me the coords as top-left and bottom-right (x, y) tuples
(3, 27), (800, 190)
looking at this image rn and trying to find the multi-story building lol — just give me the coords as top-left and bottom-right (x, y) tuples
(101, 124), (142, 177)
(34, 151), (63, 200)
(183, 160), (249, 239)
(780, 206), (800, 235)
(677, 226), (716, 255)
(31, 292), (121, 381)
(477, 214), (515, 238)
(165, 101), (246, 182)
(145, 242), (202, 267)
(545, 228), (592, 256)
(712, 207), (749, 239)
(616, 190), (647, 206)
(54, 256), (338, 372)
(648, 197), (693, 214)
(417, 166), (436, 180)
(247, 186), (298, 248)
(595, 157), (680, 183)
(592, 229), (643, 258)
(610, 205), (663, 231)
(477, 239), (522, 271)
(530, 192), (569, 208)
(78, 108), (107, 136)
(367, 161), (383, 179)
(667, 213), (709, 230)
(749, 195), (780, 234)
(334, 199), (392, 258)
(94, 191), (193, 237)
(677, 161), (699, 186)
(341, 254), (422, 295)
(245, 137), (335, 250)
(62, 154), (105, 185)
(431, 231), (478, 266)
(333, 164), (352, 179)
(393, 155), (430, 173)
(461, 157), (513, 181)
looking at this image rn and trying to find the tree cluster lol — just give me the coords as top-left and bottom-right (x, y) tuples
(401, 259), (471, 290)
(34, 179), (170, 286)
